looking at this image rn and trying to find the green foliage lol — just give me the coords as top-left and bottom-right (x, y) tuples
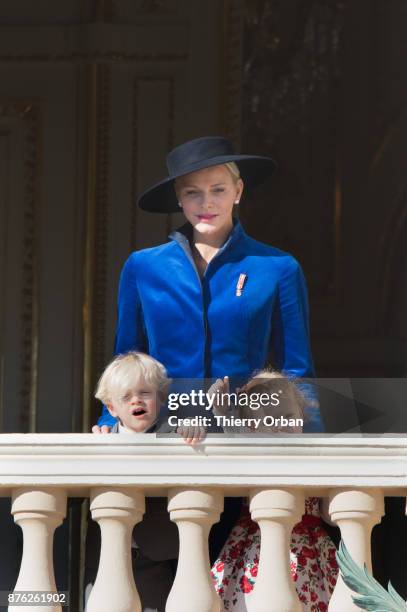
(336, 540), (406, 612)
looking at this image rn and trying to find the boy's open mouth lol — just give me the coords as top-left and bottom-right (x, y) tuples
(131, 408), (147, 416)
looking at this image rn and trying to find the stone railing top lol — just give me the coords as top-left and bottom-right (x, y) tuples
(0, 434), (406, 496)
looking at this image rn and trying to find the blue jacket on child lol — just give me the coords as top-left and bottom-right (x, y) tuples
(98, 220), (318, 428)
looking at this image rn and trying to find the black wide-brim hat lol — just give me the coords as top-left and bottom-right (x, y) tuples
(137, 136), (277, 213)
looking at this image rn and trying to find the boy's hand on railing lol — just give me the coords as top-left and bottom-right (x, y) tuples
(208, 376), (230, 415)
(177, 425), (206, 445)
(91, 425), (111, 434)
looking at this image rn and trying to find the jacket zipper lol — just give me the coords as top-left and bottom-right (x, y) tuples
(170, 223), (240, 379)
(171, 236), (210, 378)
(201, 258), (221, 379)
(201, 277), (210, 379)
(188, 261), (209, 379)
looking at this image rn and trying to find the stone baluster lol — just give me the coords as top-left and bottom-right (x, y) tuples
(86, 487), (145, 612)
(328, 488), (384, 611)
(247, 488), (305, 612)
(166, 488), (223, 612)
(10, 487), (67, 612)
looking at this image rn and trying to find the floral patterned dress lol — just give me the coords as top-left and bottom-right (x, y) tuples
(211, 497), (338, 612)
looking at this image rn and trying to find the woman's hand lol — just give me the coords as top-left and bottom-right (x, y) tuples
(91, 425), (111, 434)
(208, 376), (230, 415)
(177, 425), (206, 445)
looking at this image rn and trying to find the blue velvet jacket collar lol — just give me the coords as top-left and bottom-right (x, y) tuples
(168, 218), (244, 276)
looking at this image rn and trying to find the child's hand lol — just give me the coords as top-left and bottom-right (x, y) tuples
(177, 425), (206, 445)
(208, 376), (230, 415)
(91, 425), (111, 434)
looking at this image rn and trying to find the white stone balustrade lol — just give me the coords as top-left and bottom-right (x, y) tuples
(248, 488), (305, 612)
(10, 487), (66, 612)
(167, 488), (223, 612)
(327, 488), (384, 611)
(0, 434), (405, 611)
(86, 487), (145, 612)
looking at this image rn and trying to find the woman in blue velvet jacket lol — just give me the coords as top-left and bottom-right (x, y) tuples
(96, 136), (320, 431)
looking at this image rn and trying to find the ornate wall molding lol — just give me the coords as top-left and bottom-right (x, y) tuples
(131, 76), (175, 246)
(240, 0), (346, 302)
(0, 22), (188, 62)
(93, 65), (111, 397)
(127, 0), (169, 12)
(107, 0), (176, 18)
(0, 51), (188, 62)
(220, 0), (244, 148)
(0, 103), (41, 432)
(76, 61), (113, 433)
(242, 0), (346, 138)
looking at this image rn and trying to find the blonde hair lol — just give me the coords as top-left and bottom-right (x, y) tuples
(95, 352), (171, 405)
(174, 161), (241, 190)
(224, 162), (241, 182)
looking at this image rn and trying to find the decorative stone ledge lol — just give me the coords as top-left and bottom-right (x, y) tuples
(0, 435), (402, 611)
(0, 434), (406, 495)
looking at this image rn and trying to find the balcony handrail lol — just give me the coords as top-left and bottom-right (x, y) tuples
(0, 434), (406, 495)
(1, 434), (403, 611)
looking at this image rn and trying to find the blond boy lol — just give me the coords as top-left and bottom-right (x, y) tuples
(86, 352), (203, 612)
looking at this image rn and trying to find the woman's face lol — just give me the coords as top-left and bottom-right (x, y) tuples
(175, 165), (243, 237)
